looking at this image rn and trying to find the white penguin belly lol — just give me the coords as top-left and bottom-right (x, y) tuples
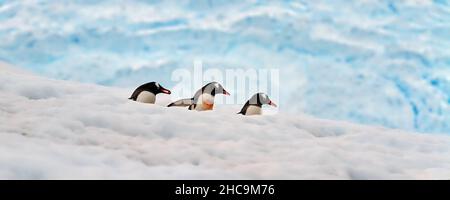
(245, 105), (262, 115)
(136, 91), (156, 104)
(195, 93), (215, 111)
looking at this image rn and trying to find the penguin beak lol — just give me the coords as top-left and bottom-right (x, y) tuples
(223, 90), (230, 96)
(268, 100), (277, 107)
(160, 88), (171, 94)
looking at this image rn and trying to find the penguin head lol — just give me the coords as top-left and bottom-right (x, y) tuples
(251, 93), (277, 107)
(202, 82), (230, 96)
(144, 82), (171, 95)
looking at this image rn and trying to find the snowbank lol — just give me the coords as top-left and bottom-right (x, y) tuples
(1, 62), (450, 179)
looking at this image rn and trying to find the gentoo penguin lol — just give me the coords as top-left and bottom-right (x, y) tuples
(129, 82), (171, 104)
(167, 82), (230, 111)
(238, 93), (277, 115)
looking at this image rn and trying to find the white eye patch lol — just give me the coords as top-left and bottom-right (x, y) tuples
(156, 83), (160, 88)
(260, 93), (268, 100)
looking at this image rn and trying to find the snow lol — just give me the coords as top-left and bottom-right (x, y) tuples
(1, 62), (450, 179)
(1, 0), (450, 134)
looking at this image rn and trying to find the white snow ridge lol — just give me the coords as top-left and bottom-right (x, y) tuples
(1, 62), (450, 180)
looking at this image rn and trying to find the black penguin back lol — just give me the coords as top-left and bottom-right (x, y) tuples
(237, 101), (248, 115)
(129, 82), (157, 101)
(238, 94), (263, 115)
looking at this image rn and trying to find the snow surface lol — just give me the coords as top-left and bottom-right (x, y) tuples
(1, 62), (450, 179)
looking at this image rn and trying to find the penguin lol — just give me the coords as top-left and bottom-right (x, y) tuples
(238, 93), (277, 115)
(167, 82), (230, 111)
(129, 82), (171, 104)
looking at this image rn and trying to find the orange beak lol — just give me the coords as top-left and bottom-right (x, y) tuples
(160, 88), (171, 94)
(269, 100), (277, 107)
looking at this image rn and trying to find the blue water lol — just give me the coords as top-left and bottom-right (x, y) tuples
(1, 0), (450, 134)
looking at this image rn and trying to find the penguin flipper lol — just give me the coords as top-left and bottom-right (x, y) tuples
(167, 98), (194, 107)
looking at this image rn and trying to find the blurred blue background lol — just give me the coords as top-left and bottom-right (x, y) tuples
(0, 0), (449, 134)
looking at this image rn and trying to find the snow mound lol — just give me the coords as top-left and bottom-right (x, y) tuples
(1, 63), (450, 179)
